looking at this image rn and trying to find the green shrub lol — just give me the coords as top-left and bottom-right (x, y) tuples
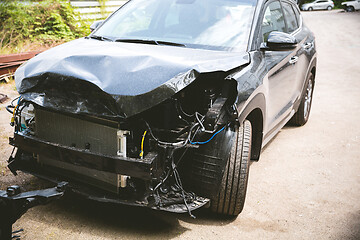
(0, 0), (90, 53)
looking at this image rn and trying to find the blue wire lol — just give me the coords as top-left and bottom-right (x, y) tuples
(190, 125), (226, 145)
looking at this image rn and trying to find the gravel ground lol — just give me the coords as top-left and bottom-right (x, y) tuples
(0, 9), (359, 240)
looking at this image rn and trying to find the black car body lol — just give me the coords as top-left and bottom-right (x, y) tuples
(8, 0), (316, 216)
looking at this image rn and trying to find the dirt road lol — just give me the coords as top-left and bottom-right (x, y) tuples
(0, 9), (359, 240)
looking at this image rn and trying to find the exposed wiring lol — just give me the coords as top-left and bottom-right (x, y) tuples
(195, 112), (205, 131)
(11, 96), (20, 106)
(171, 157), (196, 219)
(175, 125), (200, 165)
(139, 131), (147, 159)
(143, 120), (192, 147)
(144, 111), (229, 217)
(153, 129), (197, 193)
(153, 168), (172, 192)
(11, 97), (21, 128)
(189, 124), (227, 145)
(12, 98), (20, 117)
(5, 105), (14, 114)
(175, 99), (194, 118)
(151, 143), (197, 218)
(143, 107), (229, 218)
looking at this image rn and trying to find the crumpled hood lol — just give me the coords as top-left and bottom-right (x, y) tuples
(15, 38), (250, 118)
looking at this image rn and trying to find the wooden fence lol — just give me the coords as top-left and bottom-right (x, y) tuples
(69, 0), (128, 20)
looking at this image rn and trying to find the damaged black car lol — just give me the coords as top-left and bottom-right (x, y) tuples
(7, 0), (316, 216)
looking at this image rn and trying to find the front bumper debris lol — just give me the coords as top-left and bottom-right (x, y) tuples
(9, 132), (158, 180)
(8, 132), (210, 214)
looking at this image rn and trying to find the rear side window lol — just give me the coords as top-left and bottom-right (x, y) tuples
(282, 2), (298, 33)
(261, 1), (286, 41)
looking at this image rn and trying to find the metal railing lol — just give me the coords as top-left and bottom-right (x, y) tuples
(0, 51), (42, 80)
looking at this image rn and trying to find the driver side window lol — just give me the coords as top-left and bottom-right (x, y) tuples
(261, 1), (286, 41)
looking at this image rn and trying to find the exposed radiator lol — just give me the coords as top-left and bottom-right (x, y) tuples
(34, 108), (121, 193)
(35, 108), (118, 156)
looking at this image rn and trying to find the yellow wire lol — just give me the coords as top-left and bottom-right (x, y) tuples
(11, 104), (18, 124)
(139, 131), (147, 158)
(12, 104), (18, 117)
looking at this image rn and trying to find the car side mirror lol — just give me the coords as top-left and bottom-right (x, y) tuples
(261, 31), (298, 51)
(90, 20), (104, 32)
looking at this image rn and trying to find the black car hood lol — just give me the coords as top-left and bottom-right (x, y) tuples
(15, 38), (249, 118)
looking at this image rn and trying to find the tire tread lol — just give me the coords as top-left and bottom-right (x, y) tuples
(210, 120), (252, 216)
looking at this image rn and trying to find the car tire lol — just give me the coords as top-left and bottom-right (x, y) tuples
(210, 120), (252, 216)
(346, 6), (355, 12)
(327, 6), (332, 10)
(308, 7), (313, 11)
(292, 72), (315, 126)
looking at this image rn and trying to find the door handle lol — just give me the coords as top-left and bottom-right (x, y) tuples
(303, 42), (313, 50)
(289, 56), (298, 65)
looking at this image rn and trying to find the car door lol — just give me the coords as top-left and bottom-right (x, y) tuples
(318, 0), (328, 9)
(320, 0), (329, 9)
(260, 0), (299, 133)
(356, 0), (360, 9)
(281, 1), (313, 109)
(313, 0), (322, 9)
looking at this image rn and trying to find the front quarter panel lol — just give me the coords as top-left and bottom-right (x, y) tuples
(232, 51), (267, 118)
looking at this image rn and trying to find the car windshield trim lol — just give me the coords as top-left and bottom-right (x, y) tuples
(115, 38), (186, 47)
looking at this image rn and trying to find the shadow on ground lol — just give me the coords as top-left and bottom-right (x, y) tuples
(10, 174), (236, 239)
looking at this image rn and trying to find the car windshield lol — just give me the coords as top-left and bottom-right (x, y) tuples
(93, 0), (257, 52)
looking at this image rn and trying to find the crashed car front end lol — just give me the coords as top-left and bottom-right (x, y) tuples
(7, 39), (250, 215)
(6, 0), (261, 215)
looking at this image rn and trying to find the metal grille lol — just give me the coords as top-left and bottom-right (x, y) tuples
(35, 108), (118, 156)
(35, 108), (120, 193)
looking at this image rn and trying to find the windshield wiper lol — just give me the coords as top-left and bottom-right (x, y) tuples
(158, 40), (186, 47)
(115, 39), (186, 47)
(115, 39), (158, 45)
(87, 35), (113, 42)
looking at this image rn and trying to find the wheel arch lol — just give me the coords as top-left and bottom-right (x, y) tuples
(311, 66), (316, 77)
(238, 93), (266, 161)
(310, 59), (317, 80)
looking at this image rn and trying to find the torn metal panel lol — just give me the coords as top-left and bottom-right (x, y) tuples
(14, 38), (249, 117)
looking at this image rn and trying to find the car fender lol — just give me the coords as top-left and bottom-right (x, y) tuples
(237, 92), (266, 125)
(237, 91), (266, 161)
